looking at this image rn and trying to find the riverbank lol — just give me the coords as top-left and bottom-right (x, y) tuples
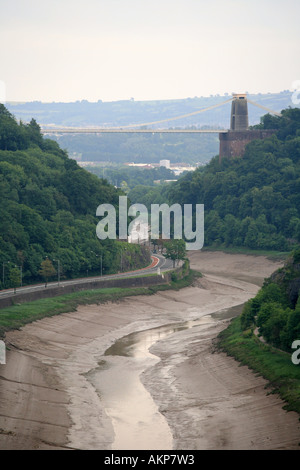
(0, 254), (172, 310)
(0, 266), (195, 340)
(1, 251), (299, 450)
(218, 308), (300, 416)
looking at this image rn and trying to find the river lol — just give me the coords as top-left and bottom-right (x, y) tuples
(87, 316), (217, 449)
(2, 251), (300, 450)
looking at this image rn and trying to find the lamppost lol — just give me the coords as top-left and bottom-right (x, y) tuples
(19, 265), (22, 287)
(120, 247), (127, 272)
(91, 251), (103, 277)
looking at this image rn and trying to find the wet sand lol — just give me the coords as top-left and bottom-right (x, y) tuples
(1, 251), (300, 450)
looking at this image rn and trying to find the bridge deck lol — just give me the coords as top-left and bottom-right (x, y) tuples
(42, 128), (228, 134)
(39, 97), (280, 135)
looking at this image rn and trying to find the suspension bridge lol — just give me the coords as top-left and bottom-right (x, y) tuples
(40, 94), (281, 135)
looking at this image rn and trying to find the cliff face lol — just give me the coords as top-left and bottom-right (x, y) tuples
(269, 251), (300, 308)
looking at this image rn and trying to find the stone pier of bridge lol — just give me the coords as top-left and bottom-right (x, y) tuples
(219, 93), (276, 162)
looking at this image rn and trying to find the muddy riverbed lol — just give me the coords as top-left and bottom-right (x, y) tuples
(1, 251), (300, 450)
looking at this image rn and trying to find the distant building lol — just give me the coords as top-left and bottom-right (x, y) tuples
(159, 159), (170, 169)
(171, 165), (196, 176)
(154, 179), (178, 184)
(125, 163), (154, 169)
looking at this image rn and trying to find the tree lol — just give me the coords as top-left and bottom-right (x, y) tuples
(120, 180), (130, 194)
(26, 118), (43, 148)
(39, 258), (56, 287)
(244, 220), (260, 249)
(9, 266), (21, 293)
(163, 239), (186, 268)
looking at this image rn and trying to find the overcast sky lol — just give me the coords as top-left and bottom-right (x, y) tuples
(0, 0), (299, 103)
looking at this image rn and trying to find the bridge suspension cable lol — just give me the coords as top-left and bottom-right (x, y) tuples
(41, 98), (233, 134)
(109, 97), (233, 129)
(41, 96), (283, 135)
(247, 98), (282, 117)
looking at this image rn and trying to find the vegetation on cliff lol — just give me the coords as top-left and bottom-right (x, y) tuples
(219, 247), (300, 415)
(241, 248), (300, 352)
(218, 314), (300, 415)
(168, 108), (300, 251)
(125, 107), (300, 252)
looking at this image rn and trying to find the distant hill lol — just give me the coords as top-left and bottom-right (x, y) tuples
(5, 91), (294, 128)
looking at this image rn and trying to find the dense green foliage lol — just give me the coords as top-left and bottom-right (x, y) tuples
(128, 183), (171, 206)
(0, 104), (150, 288)
(85, 164), (177, 189)
(51, 132), (218, 165)
(241, 248), (300, 352)
(125, 107), (300, 251)
(218, 315), (300, 415)
(163, 239), (186, 268)
(167, 107), (300, 251)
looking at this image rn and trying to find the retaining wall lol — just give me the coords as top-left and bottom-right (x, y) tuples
(0, 268), (183, 309)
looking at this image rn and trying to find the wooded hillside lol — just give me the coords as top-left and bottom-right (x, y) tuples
(0, 105), (150, 288)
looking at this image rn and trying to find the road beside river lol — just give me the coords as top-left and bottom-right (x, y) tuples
(1, 251), (300, 450)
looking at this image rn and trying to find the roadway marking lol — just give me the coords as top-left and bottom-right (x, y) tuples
(136, 255), (160, 270)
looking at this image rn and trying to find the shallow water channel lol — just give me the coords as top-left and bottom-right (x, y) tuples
(86, 306), (243, 450)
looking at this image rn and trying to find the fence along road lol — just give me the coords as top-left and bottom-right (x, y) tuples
(0, 254), (175, 301)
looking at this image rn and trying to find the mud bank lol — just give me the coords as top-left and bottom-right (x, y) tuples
(1, 251), (299, 450)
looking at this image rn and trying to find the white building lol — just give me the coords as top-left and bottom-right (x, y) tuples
(159, 159), (170, 169)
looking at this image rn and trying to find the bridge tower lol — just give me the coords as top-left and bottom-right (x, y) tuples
(230, 93), (248, 131)
(219, 93), (276, 162)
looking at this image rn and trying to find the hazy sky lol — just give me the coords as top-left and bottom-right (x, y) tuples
(0, 0), (299, 102)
